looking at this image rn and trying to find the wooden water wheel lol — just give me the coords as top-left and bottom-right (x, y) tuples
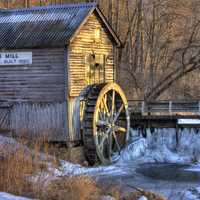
(82, 83), (130, 165)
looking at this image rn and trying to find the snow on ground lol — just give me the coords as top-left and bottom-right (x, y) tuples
(0, 192), (33, 200)
(184, 164), (200, 172)
(56, 160), (127, 176)
(178, 119), (200, 124)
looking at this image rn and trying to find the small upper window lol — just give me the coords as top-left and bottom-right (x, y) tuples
(94, 28), (101, 43)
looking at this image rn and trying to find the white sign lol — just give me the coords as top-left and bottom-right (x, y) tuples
(0, 52), (32, 65)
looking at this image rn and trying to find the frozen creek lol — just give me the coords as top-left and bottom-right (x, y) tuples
(52, 128), (200, 199)
(91, 128), (200, 200)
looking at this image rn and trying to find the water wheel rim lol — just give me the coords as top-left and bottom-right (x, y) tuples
(93, 83), (130, 164)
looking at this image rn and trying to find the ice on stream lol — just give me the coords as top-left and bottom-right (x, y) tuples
(48, 127), (200, 178)
(119, 128), (200, 165)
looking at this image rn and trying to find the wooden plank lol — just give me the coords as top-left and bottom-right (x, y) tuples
(0, 48), (65, 102)
(10, 102), (67, 141)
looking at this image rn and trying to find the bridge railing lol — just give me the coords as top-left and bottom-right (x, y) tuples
(128, 100), (200, 115)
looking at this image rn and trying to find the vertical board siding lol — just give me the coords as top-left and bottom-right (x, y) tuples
(0, 48), (68, 141)
(68, 97), (82, 141)
(0, 48), (65, 102)
(68, 12), (115, 97)
(10, 102), (67, 141)
(0, 107), (11, 131)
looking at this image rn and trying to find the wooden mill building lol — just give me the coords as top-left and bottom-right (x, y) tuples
(0, 3), (121, 143)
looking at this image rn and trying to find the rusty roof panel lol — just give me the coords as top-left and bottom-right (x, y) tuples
(0, 3), (96, 49)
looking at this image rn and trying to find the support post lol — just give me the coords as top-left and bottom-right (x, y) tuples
(141, 101), (145, 114)
(198, 101), (200, 115)
(175, 123), (179, 146)
(169, 101), (172, 114)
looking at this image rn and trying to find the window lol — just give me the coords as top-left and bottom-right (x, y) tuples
(94, 28), (101, 43)
(85, 53), (105, 85)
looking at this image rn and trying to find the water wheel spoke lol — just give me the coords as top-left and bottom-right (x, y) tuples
(114, 104), (124, 123)
(115, 126), (127, 133)
(98, 111), (104, 121)
(99, 103), (105, 120)
(112, 131), (121, 154)
(111, 90), (115, 119)
(109, 133), (113, 159)
(102, 94), (110, 117)
(99, 134), (108, 152)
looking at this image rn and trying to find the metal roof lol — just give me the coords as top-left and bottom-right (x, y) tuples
(0, 3), (98, 49)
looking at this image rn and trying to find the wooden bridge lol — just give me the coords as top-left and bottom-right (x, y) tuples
(129, 100), (200, 129)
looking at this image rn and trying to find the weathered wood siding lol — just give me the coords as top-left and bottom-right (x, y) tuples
(0, 104), (12, 131)
(0, 48), (68, 141)
(10, 102), (67, 141)
(0, 48), (65, 102)
(67, 11), (115, 140)
(67, 97), (82, 141)
(68, 11), (115, 97)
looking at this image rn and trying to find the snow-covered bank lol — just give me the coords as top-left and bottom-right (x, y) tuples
(55, 160), (127, 176)
(0, 192), (33, 200)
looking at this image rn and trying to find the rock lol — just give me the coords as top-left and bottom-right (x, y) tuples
(138, 196), (148, 200)
(68, 146), (86, 164)
(101, 195), (116, 200)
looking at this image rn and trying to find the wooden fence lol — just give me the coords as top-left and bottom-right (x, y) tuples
(129, 100), (200, 115)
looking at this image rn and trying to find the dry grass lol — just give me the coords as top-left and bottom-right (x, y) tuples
(0, 140), (47, 197)
(0, 138), (102, 199)
(0, 136), (166, 200)
(0, 150), (102, 199)
(39, 176), (102, 200)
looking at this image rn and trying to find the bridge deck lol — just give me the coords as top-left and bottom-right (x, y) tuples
(129, 101), (200, 128)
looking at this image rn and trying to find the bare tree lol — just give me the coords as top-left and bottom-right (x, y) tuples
(1, 0), (200, 102)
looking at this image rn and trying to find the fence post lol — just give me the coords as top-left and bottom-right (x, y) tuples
(169, 101), (172, 114)
(198, 101), (200, 115)
(141, 101), (145, 114)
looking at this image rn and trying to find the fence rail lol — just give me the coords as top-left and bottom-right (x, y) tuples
(129, 100), (200, 115)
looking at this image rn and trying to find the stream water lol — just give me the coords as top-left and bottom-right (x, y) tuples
(97, 163), (200, 199)
(97, 128), (200, 199)
(136, 163), (200, 182)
